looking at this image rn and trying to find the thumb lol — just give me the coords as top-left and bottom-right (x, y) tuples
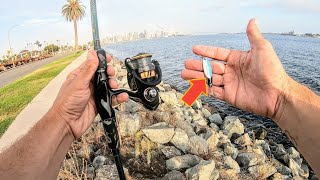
(76, 50), (99, 85)
(246, 18), (265, 48)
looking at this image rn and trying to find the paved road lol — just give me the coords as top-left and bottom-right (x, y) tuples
(0, 53), (71, 88)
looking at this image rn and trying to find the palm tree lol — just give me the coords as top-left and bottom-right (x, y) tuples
(35, 40), (42, 51)
(62, 0), (86, 51)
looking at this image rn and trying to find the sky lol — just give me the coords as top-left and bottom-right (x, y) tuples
(0, 0), (320, 56)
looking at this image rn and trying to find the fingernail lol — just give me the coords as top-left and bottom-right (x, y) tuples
(253, 18), (261, 31)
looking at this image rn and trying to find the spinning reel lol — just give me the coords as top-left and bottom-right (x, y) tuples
(112, 53), (162, 110)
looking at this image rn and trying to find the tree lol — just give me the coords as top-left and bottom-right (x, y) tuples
(35, 40), (42, 51)
(44, 44), (60, 54)
(62, 0), (86, 51)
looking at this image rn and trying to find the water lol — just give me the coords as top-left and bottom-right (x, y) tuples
(105, 34), (320, 145)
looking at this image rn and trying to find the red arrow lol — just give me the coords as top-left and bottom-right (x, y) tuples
(181, 78), (208, 107)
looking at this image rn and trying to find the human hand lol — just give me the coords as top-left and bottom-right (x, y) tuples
(52, 50), (129, 138)
(181, 19), (290, 118)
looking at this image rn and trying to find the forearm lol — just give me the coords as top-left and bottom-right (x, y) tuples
(275, 77), (320, 175)
(0, 108), (74, 179)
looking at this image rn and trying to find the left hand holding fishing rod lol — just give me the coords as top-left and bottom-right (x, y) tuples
(53, 50), (129, 138)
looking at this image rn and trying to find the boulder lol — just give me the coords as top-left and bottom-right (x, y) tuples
(142, 122), (175, 144)
(255, 128), (267, 140)
(166, 155), (202, 170)
(207, 131), (220, 153)
(117, 112), (141, 137)
(209, 113), (223, 125)
(95, 165), (119, 180)
(222, 116), (245, 138)
(189, 136), (209, 157)
(219, 169), (239, 180)
(119, 99), (143, 113)
(170, 128), (190, 153)
(163, 170), (186, 180)
(273, 144), (287, 159)
(93, 156), (107, 169)
(236, 152), (263, 167)
(185, 160), (219, 180)
(161, 146), (182, 159)
(224, 156), (241, 173)
(160, 92), (180, 106)
(176, 119), (196, 137)
(248, 163), (277, 179)
(201, 108), (212, 119)
(162, 84), (172, 91)
(287, 147), (300, 159)
(234, 133), (252, 147)
(210, 123), (220, 132)
(224, 143), (239, 159)
(289, 158), (309, 179)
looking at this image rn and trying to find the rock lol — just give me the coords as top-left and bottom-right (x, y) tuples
(219, 169), (238, 180)
(218, 131), (231, 146)
(117, 112), (141, 137)
(224, 156), (240, 173)
(272, 173), (291, 180)
(201, 108), (212, 119)
(170, 128), (190, 153)
(161, 146), (182, 159)
(95, 165), (119, 180)
(274, 144), (287, 159)
(119, 99), (143, 113)
(209, 114), (223, 125)
(210, 123), (220, 131)
(222, 116), (245, 138)
(185, 160), (219, 180)
(157, 85), (166, 92)
(234, 133), (252, 147)
(163, 84), (172, 91)
(310, 174), (320, 180)
(160, 92), (180, 106)
(86, 166), (95, 179)
(163, 170), (186, 180)
(142, 122), (175, 144)
(276, 164), (292, 176)
(289, 158), (309, 179)
(166, 155), (202, 170)
(193, 115), (208, 126)
(93, 156), (107, 169)
(287, 147), (300, 159)
(236, 152), (263, 167)
(189, 136), (209, 157)
(176, 119), (196, 137)
(192, 100), (202, 110)
(207, 131), (220, 153)
(224, 143), (239, 159)
(253, 146), (267, 161)
(255, 128), (267, 140)
(77, 144), (94, 161)
(254, 140), (271, 156)
(248, 163), (277, 179)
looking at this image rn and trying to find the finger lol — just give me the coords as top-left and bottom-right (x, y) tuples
(193, 45), (232, 62)
(185, 59), (225, 75)
(109, 79), (119, 89)
(107, 65), (116, 77)
(112, 93), (129, 106)
(210, 86), (225, 100)
(107, 54), (112, 63)
(246, 18), (265, 48)
(75, 50), (99, 85)
(65, 59), (88, 85)
(181, 70), (223, 85)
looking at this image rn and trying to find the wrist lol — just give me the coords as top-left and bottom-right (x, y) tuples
(272, 76), (300, 123)
(47, 107), (76, 141)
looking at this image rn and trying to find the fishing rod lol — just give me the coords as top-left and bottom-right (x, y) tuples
(90, 1), (162, 179)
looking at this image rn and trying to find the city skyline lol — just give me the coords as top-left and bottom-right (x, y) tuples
(1, 0), (320, 57)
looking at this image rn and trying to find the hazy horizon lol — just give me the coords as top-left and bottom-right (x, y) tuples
(1, 0), (320, 56)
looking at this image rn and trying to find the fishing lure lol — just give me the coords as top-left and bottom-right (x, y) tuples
(202, 57), (213, 88)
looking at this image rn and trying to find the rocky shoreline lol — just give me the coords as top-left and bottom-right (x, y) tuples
(58, 58), (318, 180)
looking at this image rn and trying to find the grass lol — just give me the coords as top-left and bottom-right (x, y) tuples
(0, 51), (83, 136)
